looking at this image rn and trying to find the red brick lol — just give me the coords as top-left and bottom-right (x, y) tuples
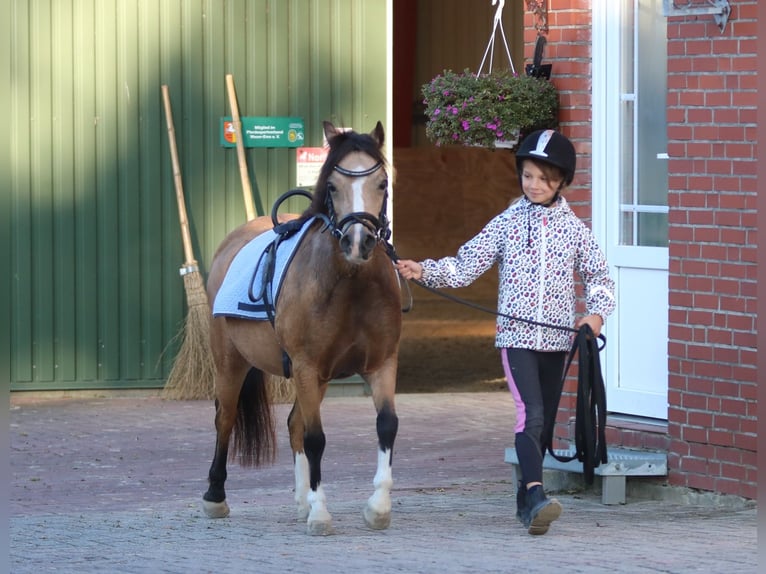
(720, 398), (748, 416)
(686, 473), (715, 491)
(714, 381), (739, 397)
(713, 414), (743, 433)
(679, 456), (708, 474)
(732, 331), (756, 350)
(733, 433), (757, 451)
(708, 430), (734, 448)
(687, 411), (712, 427)
(706, 328), (732, 346)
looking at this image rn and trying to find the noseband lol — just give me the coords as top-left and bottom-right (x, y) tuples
(323, 162), (391, 242)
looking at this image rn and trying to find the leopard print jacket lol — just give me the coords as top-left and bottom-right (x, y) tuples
(419, 195), (616, 351)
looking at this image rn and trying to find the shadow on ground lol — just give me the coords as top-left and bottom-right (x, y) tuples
(396, 297), (506, 393)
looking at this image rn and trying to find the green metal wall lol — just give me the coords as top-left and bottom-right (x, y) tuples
(3, 0), (388, 391)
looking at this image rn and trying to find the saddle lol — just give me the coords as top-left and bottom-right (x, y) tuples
(212, 216), (315, 323)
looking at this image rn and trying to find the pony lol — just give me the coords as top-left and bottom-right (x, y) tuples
(202, 121), (402, 535)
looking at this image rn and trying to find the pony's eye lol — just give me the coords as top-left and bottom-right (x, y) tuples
(379, 179), (388, 191)
(327, 182), (337, 194)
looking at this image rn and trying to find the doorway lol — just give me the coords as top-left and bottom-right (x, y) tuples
(391, 0), (526, 393)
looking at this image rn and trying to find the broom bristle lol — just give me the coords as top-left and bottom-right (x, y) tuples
(163, 272), (216, 400)
(163, 271), (296, 404)
(265, 374), (296, 404)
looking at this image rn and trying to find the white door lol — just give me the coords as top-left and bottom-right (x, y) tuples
(593, 0), (669, 420)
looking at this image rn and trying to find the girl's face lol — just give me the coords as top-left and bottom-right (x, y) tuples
(520, 160), (563, 206)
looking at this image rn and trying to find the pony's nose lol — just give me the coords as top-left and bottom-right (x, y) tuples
(360, 232), (377, 259)
(339, 233), (352, 256)
(339, 228), (377, 261)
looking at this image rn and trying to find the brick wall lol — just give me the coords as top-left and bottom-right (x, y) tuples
(665, 1), (758, 499)
(525, 1), (757, 499)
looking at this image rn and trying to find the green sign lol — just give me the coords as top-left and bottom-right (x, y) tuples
(220, 116), (305, 148)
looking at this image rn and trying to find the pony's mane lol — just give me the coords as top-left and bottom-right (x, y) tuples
(301, 129), (387, 219)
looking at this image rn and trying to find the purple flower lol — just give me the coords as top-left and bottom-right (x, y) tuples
(434, 108), (441, 116)
(486, 122), (498, 130)
(461, 120), (471, 131)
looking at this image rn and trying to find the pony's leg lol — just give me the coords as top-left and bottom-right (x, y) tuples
(289, 377), (332, 535)
(287, 401), (310, 520)
(202, 356), (249, 519)
(362, 357), (399, 530)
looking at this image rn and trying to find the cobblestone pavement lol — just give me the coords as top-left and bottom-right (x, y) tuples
(10, 393), (757, 573)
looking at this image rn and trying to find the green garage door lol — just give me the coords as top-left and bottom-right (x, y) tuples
(2, 0), (388, 391)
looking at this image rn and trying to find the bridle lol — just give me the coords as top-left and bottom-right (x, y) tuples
(321, 161), (392, 243)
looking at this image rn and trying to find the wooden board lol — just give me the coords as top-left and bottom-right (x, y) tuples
(392, 146), (521, 301)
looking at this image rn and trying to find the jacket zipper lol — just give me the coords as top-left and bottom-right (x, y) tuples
(535, 215), (548, 348)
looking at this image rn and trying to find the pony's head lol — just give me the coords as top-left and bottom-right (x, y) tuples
(305, 121), (390, 263)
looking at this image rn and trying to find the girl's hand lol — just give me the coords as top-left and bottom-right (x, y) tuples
(395, 259), (423, 281)
(577, 314), (604, 337)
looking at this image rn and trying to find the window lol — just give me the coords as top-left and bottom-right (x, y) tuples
(619, 0), (668, 248)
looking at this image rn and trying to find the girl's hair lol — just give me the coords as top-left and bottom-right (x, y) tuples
(522, 158), (566, 187)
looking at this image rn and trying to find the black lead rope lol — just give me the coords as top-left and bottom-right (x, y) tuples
(383, 244), (609, 481)
(543, 323), (608, 484)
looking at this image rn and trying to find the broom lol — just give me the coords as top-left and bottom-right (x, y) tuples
(225, 74), (294, 404)
(160, 84), (216, 400)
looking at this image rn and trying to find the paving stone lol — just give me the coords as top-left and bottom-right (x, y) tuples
(10, 393), (757, 573)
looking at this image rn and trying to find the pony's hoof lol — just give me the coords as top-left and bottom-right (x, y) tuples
(363, 505), (391, 530)
(306, 519), (334, 536)
(202, 499), (230, 519)
(296, 504), (310, 521)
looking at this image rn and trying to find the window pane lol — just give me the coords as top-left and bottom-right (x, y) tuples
(637, 212), (668, 247)
(621, 211), (634, 245)
(636, 0), (668, 209)
(621, 99), (634, 205)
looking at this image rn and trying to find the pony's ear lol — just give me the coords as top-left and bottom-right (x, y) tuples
(370, 121), (385, 147)
(323, 121), (341, 144)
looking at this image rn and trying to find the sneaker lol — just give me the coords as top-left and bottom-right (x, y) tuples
(515, 481), (528, 525)
(524, 485), (562, 535)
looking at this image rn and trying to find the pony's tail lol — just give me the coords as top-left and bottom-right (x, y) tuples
(231, 368), (276, 467)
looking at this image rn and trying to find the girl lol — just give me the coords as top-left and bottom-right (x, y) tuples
(395, 129), (616, 535)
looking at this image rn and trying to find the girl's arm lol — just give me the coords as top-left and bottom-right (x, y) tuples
(416, 215), (505, 289)
(575, 227), (616, 324)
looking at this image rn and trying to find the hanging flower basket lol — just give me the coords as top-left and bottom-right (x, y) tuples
(421, 68), (559, 150)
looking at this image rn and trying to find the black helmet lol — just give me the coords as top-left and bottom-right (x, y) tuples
(515, 129), (577, 186)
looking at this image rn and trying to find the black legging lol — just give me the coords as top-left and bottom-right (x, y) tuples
(502, 348), (567, 486)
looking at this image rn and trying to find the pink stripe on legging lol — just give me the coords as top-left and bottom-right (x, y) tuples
(501, 349), (526, 434)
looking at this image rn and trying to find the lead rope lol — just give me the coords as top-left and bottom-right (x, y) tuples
(543, 324), (608, 483)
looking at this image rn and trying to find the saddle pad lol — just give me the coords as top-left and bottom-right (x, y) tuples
(212, 218), (315, 320)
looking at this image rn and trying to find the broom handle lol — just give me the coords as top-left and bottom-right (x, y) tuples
(161, 84), (197, 270)
(225, 74), (256, 221)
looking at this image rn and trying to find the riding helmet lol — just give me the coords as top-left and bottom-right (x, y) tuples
(515, 129), (577, 186)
